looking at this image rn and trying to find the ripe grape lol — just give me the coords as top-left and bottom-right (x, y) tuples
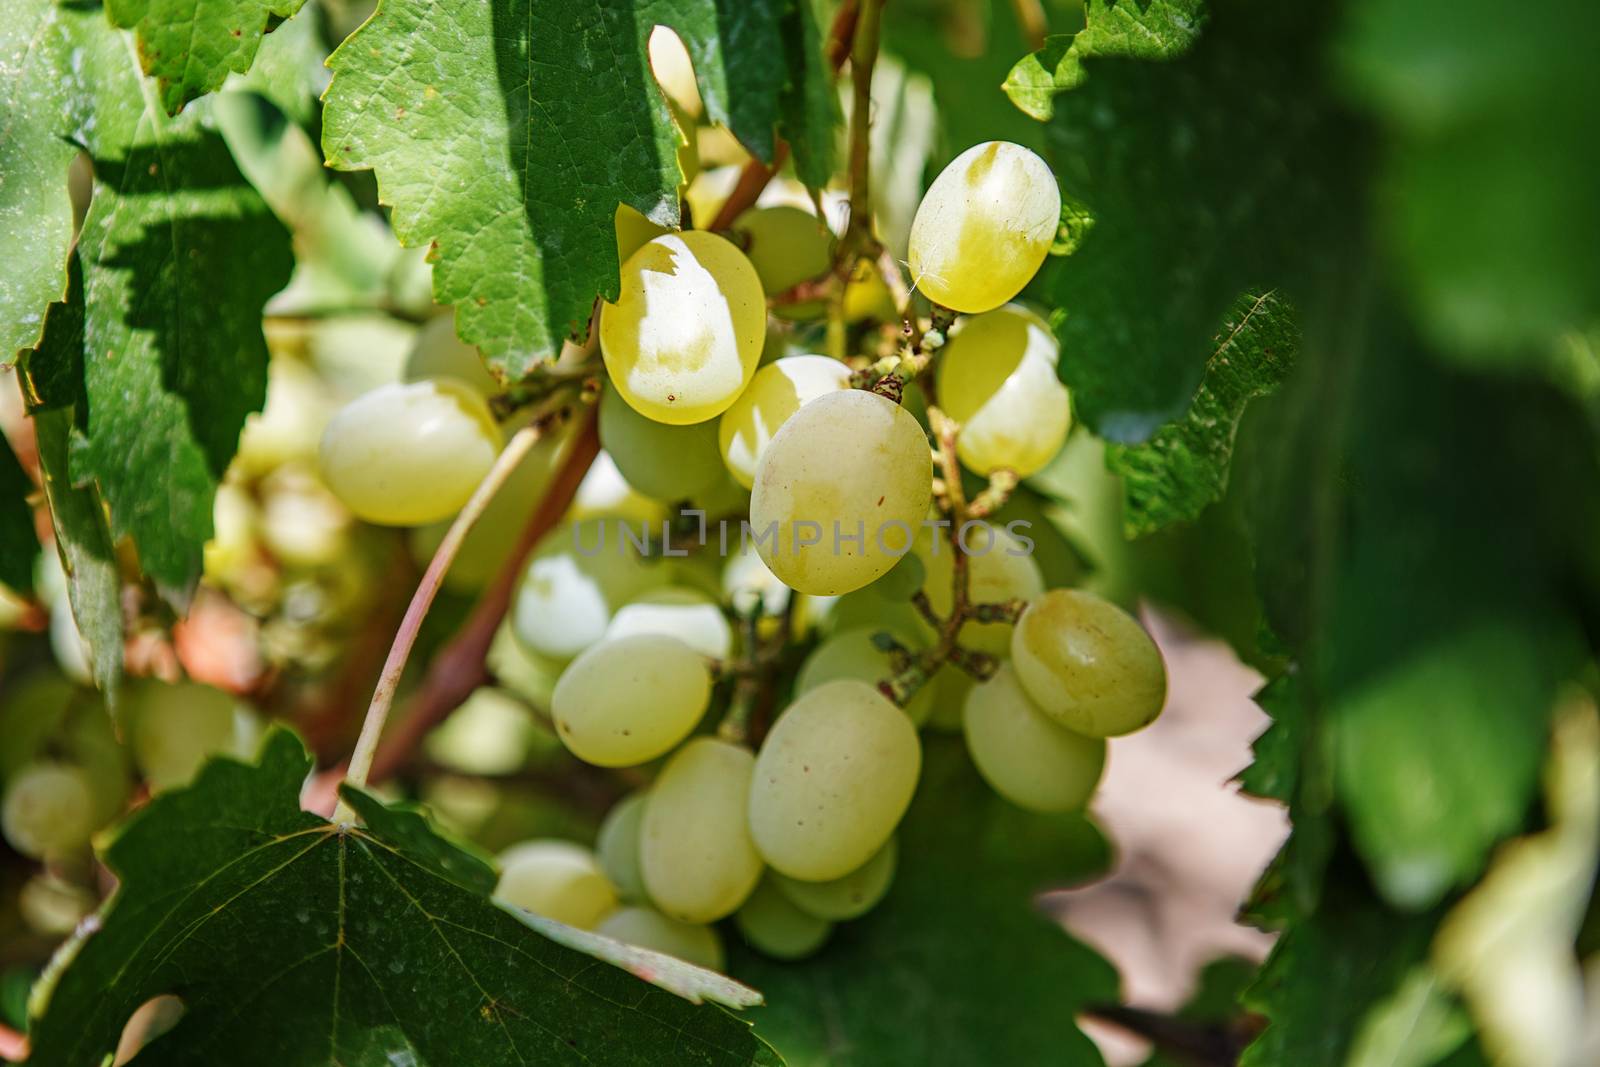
(258, 466), (352, 569)
(125, 680), (256, 791)
(605, 587), (732, 660)
(615, 204), (669, 267)
(1, 762), (97, 860)
(919, 523), (1044, 656)
(749, 680), (921, 880)
(49, 602), (92, 687)
(1012, 589), (1167, 736)
(319, 378), (502, 525)
(511, 517), (673, 660)
(640, 738), (764, 923)
(718, 355), (851, 489)
(731, 207), (835, 318)
(495, 840), (618, 930)
(599, 386), (725, 501)
(749, 390), (932, 596)
(907, 140), (1060, 313)
(963, 663), (1104, 812)
(648, 26), (703, 119)
(772, 838), (896, 921)
(721, 544), (791, 618)
(735, 877), (832, 960)
(571, 451), (669, 527)
(550, 635), (710, 767)
(600, 232), (766, 425)
(926, 662), (974, 733)
(404, 314), (499, 397)
(936, 306), (1070, 476)
(423, 687), (536, 776)
(796, 628), (933, 726)
(0, 674), (74, 780)
(596, 791), (650, 902)
(597, 906), (724, 972)
(236, 356), (335, 476)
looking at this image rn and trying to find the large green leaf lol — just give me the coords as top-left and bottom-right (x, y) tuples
(1241, 877), (1444, 1067)
(0, 0), (84, 366)
(730, 738), (1116, 1066)
(1338, 0), (1600, 356)
(1042, 3), (1354, 441)
(24, 260), (127, 700)
(1105, 289), (1297, 536)
(1003, 0), (1205, 121)
(15, 3), (293, 595)
(321, 0), (836, 380)
(106, 0), (309, 114)
(28, 728), (779, 1066)
(0, 431), (36, 593)
(1245, 279), (1600, 910)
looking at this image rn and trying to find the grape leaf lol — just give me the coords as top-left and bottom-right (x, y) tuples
(321, 0), (836, 380)
(23, 260), (127, 700)
(15, 3), (293, 595)
(730, 737), (1116, 1066)
(1105, 289), (1297, 537)
(1245, 279), (1600, 911)
(0, 431), (37, 593)
(1002, 0), (1206, 121)
(1041, 3), (1354, 441)
(28, 728), (779, 1066)
(1240, 876), (1445, 1067)
(223, 2), (328, 127)
(0, 0), (83, 366)
(1338, 0), (1600, 356)
(106, 0), (309, 114)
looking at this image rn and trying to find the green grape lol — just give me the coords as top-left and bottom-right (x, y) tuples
(319, 378), (503, 525)
(749, 390), (933, 596)
(597, 906), (724, 972)
(963, 663), (1104, 813)
(735, 877), (832, 960)
(572, 450), (669, 526)
(258, 465), (352, 569)
(1, 762), (96, 860)
(599, 386), (725, 501)
(0, 674), (74, 780)
(721, 544), (791, 618)
(49, 599), (92, 687)
(488, 621), (566, 708)
(551, 635), (710, 767)
(731, 207), (835, 319)
(203, 482), (266, 593)
(640, 737), (764, 923)
(772, 838), (896, 921)
(600, 232), (766, 425)
(511, 517), (673, 660)
(234, 356), (334, 478)
(495, 839), (618, 930)
(648, 26), (703, 119)
(1011, 589), (1167, 737)
(919, 522), (1044, 657)
(19, 872), (97, 936)
(906, 141), (1060, 314)
(605, 587), (732, 660)
(404, 314), (499, 397)
(843, 258), (897, 324)
(796, 628), (933, 726)
(423, 687), (537, 776)
(936, 306), (1070, 477)
(749, 680), (922, 880)
(717, 355), (852, 489)
(125, 679), (253, 792)
(596, 792), (650, 902)
(615, 204), (669, 269)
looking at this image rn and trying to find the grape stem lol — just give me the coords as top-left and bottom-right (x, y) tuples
(716, 593), (797, 746)
(878, 406), (1021, 706)
(332, 390), (584, 824)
